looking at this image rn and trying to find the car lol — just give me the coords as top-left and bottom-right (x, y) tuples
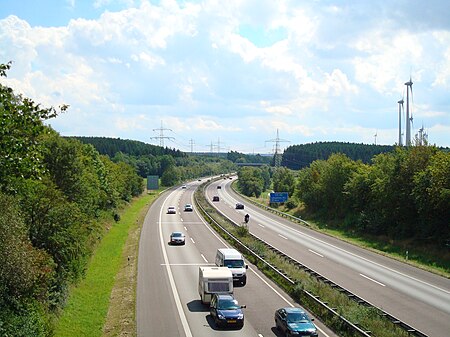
(217, 185), (222, 189)
(274, 307), (318, 337)
(184, 204), (193, 212)
(235, 203), (244, 209)
(169, 231), (185, 245)
(181, 185), (187, 189)
(167, 206), (176, 214)
(212, 196), (220, 202)
(210, 294), (245, 329)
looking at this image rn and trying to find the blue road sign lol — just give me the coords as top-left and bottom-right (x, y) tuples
(270, 192), (288, 203)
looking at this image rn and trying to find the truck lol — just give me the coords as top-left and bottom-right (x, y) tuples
(198, 266), (233, 304)
(215, 248), (248, 286)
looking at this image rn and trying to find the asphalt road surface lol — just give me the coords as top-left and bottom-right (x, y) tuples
(206, 177), (450, 337)
(137, 180), (337, 337)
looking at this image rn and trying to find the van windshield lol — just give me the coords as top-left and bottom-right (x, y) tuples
(224, 259), (244, 268)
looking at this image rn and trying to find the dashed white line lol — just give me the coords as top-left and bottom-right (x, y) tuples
(184, 226), (187, 231)
(258, 223), (265, 228)
(190, 237), (195, 244)
(308, 249), (324, 257)
(278, 234), (288, 240)
(360, 273), (386, 287)
(180, 218), (184, 222)
(201, 254), (208, 263)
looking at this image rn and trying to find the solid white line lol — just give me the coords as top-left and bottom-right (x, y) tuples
(200, 254), (208, 263)
(308, 249), (324, 257)
(258, 223), (265, 228)
(360, 273), (386, 287)
(159, 195), (193, 337)
(160, 263), (214, 266)
(190, 238), (195, 244)
(278, 234), (288, 240)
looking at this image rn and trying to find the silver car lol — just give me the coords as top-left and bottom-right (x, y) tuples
(170, 232), (185, 245)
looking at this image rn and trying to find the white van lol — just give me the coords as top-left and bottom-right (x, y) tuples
(198, 267), (233, 304)
(215, 248), (248, 286)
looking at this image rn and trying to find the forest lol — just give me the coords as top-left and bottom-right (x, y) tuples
(0, 63), (143, 336)
(237, 146), (450, 246)
(282, 141), (395, 169)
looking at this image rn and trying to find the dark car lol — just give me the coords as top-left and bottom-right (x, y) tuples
(235, 203), (244, 209)
(169, 231), (185, 245)
(212, 196), (220, 201)
(275, 307), (318, 337)
(210, 294), (245, 329)
(217, 185), (222, 189)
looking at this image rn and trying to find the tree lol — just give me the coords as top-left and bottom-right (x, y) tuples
(272, 167), (295, 195)
(0, 62), (68, 192)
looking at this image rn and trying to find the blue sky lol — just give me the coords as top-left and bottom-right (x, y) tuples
(1, 0), (449, 153)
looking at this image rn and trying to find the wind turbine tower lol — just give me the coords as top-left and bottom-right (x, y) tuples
(397, 98), (404, 146)
(404, 78), (413, 146)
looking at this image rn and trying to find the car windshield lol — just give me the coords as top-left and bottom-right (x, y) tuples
(172, 232), (183, 237)
(287, 312), (309, 323)
(185, 204), (191, 208)
(224, 259), (244, 268)
(218, 299), (240, 310)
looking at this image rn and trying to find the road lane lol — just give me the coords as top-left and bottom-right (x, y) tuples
(210, 179), (450, 337)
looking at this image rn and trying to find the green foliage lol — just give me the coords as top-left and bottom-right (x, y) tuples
(0, 63), (67, 192)
(272, 167), (295, 195)
(237, 166), (265, 197)
(295, 145), (449, 242)
(0, 193), (55, 336)
(282, 141), (394, 170)
(0, 63), (144, 334)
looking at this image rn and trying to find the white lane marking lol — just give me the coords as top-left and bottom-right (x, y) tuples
(159, 195), (193, 337)
(258, 223), (265, 228)
(308, 249), (324, 257)
(190, 238), (195, 244)
(245, 205), (450, 295)
(258, 334), (263, 337)
(360, 273), (386, 287)
(278, 234), (288, 240)
(160, 263), (214, 266)
(184, 226), (187, 231)
(248, 265), (330, 337)
(200, 254), (208, 263)
(181, 218), (184, 222)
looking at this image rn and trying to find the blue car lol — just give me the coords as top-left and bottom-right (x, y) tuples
(275, 307), (318, 336)
(210, 294), (245, 329)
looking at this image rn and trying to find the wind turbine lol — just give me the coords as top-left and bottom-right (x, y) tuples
(404, 77), (413, 146)
(374, 130), (378, 145)
(397, 97), (404, 146)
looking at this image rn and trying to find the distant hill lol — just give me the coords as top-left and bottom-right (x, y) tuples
(68, 136), (186, 158)
(282, 141), (394, 170)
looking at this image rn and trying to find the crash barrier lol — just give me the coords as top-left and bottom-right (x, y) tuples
(197, 182), (428, 337)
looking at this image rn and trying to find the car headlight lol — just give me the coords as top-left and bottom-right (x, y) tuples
(237, 313), (244, 319)
(217, 314), (225, 320)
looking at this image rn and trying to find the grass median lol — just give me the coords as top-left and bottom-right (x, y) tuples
(54, 190), (159, 337)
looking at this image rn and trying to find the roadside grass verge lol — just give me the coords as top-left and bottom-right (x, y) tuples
(54, 191), (159, 337)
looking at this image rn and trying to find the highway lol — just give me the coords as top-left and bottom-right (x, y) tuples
(207, 177), (450, 337)
(136, 180), (337, 337)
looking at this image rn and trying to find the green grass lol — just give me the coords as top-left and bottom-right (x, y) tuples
(54, 193), (156, 337)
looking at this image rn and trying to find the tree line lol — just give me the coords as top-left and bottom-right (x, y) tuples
(0, 63), (143, 336)
(238, 146), (449, 244)
(282, 141), (395, 169)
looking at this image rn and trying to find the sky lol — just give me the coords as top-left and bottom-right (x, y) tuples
(1, 0), (449, 154)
